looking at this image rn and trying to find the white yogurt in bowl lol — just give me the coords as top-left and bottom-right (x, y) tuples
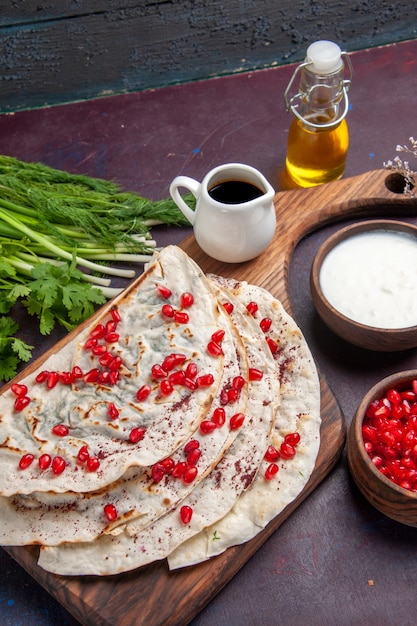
(319, 229), (417, 329)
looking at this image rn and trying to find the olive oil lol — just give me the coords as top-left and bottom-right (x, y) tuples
(286, 117), (349, 187)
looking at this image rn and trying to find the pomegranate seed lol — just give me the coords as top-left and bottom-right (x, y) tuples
(35, 370), (49, 384)
(183, 377), (198, 391)
(182, 466), (198, 484)
(387, 388), (401, 404)
(19, 453), (34, 470)
(212, 407), (226, 427)
(169, 370), (186, 384)
(200, 420), (217, 434)
(104, 503), (118, 521)
(86, 457), (100, 472)
(161, 457), (175, 474)
(265, 463), (279, 480)
(211, 329), (225, 344)
(110, 306), (121, 323)
(249, 368), (264, 381)
(90, 324), (106, 339)
(108, 356), (123, 371)
(38, 454), (52, 470)
(77, 446), (90, 463)
(99, 370), (111, 384)
(174, 311), (189, 324)
(285, 432), (301, 446)
(280, 442), (296, 459)
(151, 462), (166, 483)
(46, 371), (59, 389)
(161, 304), (175, 318)
(14, 396), (31, 411)
(184, 439), (200, 455)
(223, 301), (234, 314)
(220, 389), (229, 405)
(92, 344), (108, 356)
(246, 301), (258, 316)
(11, 383), (28, 396)
(230, 413), (245, 430)
(260, 317), (272, 333)
(186, 448), (201, 466)
(99, 352), (114, 368)
(52, 424), (69, 437)
(83, 337), (98, 351)
(162, 354), (185, 372)
(185, 362), (198, 378)
(156, 283), (172, 299)
(105, 320), (117, 334)
(51, 456), (66, 475)
(129, 427), (146, 443)
(107, 402), (119, 420)
(105, 332), (119, 343)
(207, 341), (223, 357)
(172, 461), (187, 478)
(59, 371), (74, 385)
(159, 379), (174, 396)
(180, 505), (193, 524)
(71, 365), (83, 379)
(266, 337), (279, 354)
(84, 368), (100, 383)
(181, 292), (194, 308)
(227, 388), (239, 403)
(232, 376), (245, 390)
(136, 384), (152, 401)
(264, 445), (280, 462)
(197, 374), (214, 387)
(151, 364), (167, 379)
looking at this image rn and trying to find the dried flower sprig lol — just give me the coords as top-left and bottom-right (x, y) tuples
(384, 136), (417, 196)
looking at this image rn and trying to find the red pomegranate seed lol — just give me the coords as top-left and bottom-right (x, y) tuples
(52, 456), (66, 475)
(169, 370), (186, 384)
(136, 384), (152, 401)
(227, 388), (239, 403)
(200, 420), (217, 434)
(162, 353), (186, 371)
(223, 302), (234, 314)
(151, 364), (167, 379)
(161, 304), (175, 318)
(14, 396), (31, 412)
(387, 388), (401, 404)
(182, 466), (198, 484)
(99, 352), (114, 368)
(104, 503), (118, 521)
(220, 389), (229, 405)
(35, 370), (49, 384)
(19, 453), (34, 470)
(129, 427), (146, 443)
(38, 454), (52, 470)
(186, 448), (201, 466)
(90, 324), (106, 339)
(99, 370), (111, 384)
(108, 356), (123, 371)
(71, 365), (83, 379)
(265, 463), (279, 480)
(266, 337), (279, 354)
(77, 446), (90, 463)
(230, 413), (245, 430)
(207, 341), (223, 357)
(107, 402), (119, 420)
(52, 424), (69, 437)
(185, 362), (198, 379)
(232, 376), (245, 390)
(92, 344), (108, 356)
(11, 383), (28, 396)
(159, 379), (174, 396)
(184, 439), (200, 455)
(249, 368), (264, 381)
(260, 317), (272, 333)
(183, 377), (198, 391)
(110, 306), (121, 323)
(180, 505), (193, 524)
(211, 329), (225, 344)
(197, 374), (214, 387)
(84, 368), (100, 383)
(83, 337), (98, 351)
(105, 320), (117, 334)
(172, 461), (187, 478)
(246, 301), (258, 316)
(181, 292), (194, 308)
(105, 332), (119, 343)
(156, 283), (172, 299)
(161, 457), (175, 474)
(86, 457), (100, 472)
(59, 371), (74, 385)
(280, 442), (296, 459)
(264, 445), (280, 462)
(212, 407), (226, 427)
(46, 371), (59, 389)
(285, 432), (301, 446)
(151, 462), (166, 483)
(174, 311), (189, 324)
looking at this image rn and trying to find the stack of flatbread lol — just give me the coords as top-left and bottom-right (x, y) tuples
(0, 246), (320, 576)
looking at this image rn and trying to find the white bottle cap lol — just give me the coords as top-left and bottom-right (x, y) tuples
(305, 40), (343, 74)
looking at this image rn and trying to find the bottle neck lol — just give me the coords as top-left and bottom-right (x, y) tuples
(297, 66), (346, 127)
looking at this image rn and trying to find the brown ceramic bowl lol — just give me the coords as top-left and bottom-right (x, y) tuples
(347, 370), (417, 527)
(310, 219), (417, 351)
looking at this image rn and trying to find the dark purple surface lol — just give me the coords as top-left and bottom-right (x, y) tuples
(0, 40), (417, 626)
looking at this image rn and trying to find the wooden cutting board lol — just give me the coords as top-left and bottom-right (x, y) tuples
(4, 169), (417, 626)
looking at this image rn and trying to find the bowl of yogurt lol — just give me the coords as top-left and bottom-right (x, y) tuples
(310, 219), (417, 351)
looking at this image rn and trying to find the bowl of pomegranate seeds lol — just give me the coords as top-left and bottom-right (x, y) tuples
(310, 219), (417, 351)
(347, 370), (417, 526)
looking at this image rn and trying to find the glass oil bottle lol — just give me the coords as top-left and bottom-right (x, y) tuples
(284, 40), (353, 188)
